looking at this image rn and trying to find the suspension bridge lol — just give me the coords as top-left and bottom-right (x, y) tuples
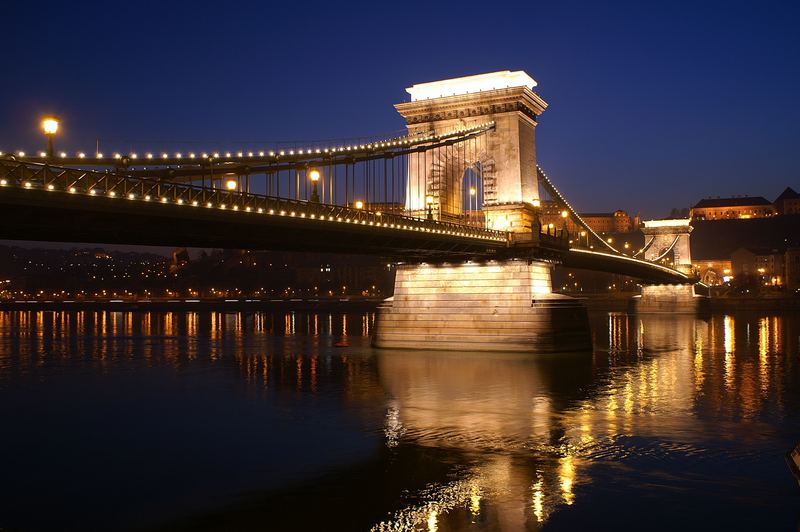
(0, 70), (702, 351)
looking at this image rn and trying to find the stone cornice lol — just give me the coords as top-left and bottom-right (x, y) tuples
(395, 86), (548, 125)
(642, 226), (693, 235)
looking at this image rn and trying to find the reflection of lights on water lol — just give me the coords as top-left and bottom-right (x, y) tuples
(723, 316), (735, 354)
(427, 510), (437, 532)
(531, 472), (544, 522)
(469, 484), (481, 516)
(383, 403), (405, 448)
(559, 455), (575, 505)
(759, 318), (770, 395)
(694, 330), (704, 391)
(370, 478), (479, 531)
(723, 315), (735, 390)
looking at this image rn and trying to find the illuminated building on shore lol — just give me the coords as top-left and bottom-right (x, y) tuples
(539, 200), (638, 234)
(731, 247), (784, 286)
(691, 196), (777, 220)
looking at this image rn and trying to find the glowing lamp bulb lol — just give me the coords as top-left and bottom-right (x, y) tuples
(355, 200), (364, 209)
(42, 117), (59, 135)
(309, 169), (321, 182)
(225, 179), (238, 191)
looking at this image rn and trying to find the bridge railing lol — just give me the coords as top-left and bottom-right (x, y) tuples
(0, 158), (509, 244)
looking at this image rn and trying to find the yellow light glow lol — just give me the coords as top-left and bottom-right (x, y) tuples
(225, 179), (238, 191)
(425, 195), (434, 205)
(42, 117), (59, 135)
(309, 169), (321, 182)
(469, 187), (476, 196)
(561, 210), (568, 218)
(355, 200), (364, 209)
(532, 198), (541, 208)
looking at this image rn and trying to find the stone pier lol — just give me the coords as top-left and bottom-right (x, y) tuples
(372, 259), (590, 352)
(632, 284), (709, 314)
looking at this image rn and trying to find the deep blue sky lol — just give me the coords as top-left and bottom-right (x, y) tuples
(3, 0), (799, 219)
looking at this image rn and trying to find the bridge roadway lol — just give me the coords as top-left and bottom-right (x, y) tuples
(0, 158), (690, 284)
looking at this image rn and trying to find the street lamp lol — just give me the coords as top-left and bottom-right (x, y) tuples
(41, 117), (59, 158)
(468, 187), (477, 224)
(225, 179), (238, 191)
(425, 194), (434, 220)
(309, 168), (321, 202)
(354, 200), (364, 210)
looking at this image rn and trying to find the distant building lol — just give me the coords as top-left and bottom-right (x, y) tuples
(580, 210), (635, 233)
(787, 248), (800, 290)
(691, 259), (732, 286)
(690, 196), (777, 220)
(731, 247), (786, 286)
(538, 201), (636, 234)
(775, 187), (800, 215)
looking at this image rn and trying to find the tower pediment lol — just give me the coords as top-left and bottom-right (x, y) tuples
(397, 70), (547, 125)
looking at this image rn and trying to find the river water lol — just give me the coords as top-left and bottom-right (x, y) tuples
(0, 310), (798, 531)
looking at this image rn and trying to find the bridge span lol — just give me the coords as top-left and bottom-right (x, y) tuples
(0, 70), (700, 351)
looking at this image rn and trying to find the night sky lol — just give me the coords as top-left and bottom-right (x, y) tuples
(3, 0), (799, 220)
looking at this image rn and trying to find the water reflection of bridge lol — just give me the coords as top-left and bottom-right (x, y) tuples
(373, 312), (795, 530)
(0, 310), (795, 529)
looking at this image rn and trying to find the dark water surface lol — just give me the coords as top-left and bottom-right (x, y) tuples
(1, 310), (799, 531)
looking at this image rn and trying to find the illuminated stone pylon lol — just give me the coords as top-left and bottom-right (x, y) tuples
(374, 71), (589, 353)
(636, 219), (708, 313)
(641, 219), (693, 275)
(395, 70), (547, 232)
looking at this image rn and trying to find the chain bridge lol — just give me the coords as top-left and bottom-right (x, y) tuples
(0, 70), (702, 351)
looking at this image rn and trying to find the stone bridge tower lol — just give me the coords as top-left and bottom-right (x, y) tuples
(394, 70), (548, 232)
(373, 71), (591, 353)
(641, 219), (693, 274)
(636, 219), (707, 313)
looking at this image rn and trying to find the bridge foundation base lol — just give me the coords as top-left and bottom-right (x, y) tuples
(632, 284), (709, 314)
(372, 259), (590, 353)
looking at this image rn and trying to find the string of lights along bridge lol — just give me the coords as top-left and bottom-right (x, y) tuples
(0, 72), (692, 287)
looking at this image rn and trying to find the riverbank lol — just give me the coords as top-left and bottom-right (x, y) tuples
(0, 297), (384, 312)
(3, 294), (799, 313)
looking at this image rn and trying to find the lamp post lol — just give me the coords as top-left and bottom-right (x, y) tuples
(41, 117), (59, 158)
(309, 168), (321, 203)
(560, 209), (569, 240)
(425, 194), (434, 221)
(468, 187), (476, 225)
